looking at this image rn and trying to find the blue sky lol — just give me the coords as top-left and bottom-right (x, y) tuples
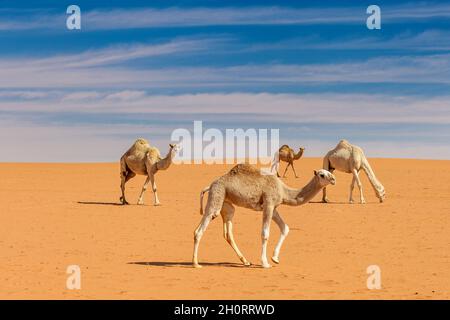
(0, 0), (450, 161)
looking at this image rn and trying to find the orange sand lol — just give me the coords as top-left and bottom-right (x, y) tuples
(0, 158), (449, 299)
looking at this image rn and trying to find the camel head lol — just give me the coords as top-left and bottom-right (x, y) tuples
(169, 143), (181, 156)
(294, 147), (305, 159)
(314, 169), (336, 187)
(375, 184), (386, 203)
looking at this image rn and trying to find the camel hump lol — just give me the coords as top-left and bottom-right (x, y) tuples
(134, 138), (150, 147)
(337, 139), (352, 148)
(229, 163), (260, 176)
(279, 145), (291, 152)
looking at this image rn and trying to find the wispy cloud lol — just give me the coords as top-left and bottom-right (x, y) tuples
(105, 90), (146, 101)
(247, 30), (450, 52)
(0, 91), (49, 99)
(2, 46), (450, 88)
(1, 4), (450, 31)
(2, 91), (450, 125)
(3, 37), (220, 69)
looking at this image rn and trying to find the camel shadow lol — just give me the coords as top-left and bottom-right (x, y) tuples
(77, 201), (123, 206)
(309, 201), (379, 205)
(128, 261), (262, 269)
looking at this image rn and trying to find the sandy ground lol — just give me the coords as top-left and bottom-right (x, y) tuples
(0, 158), (449, 299)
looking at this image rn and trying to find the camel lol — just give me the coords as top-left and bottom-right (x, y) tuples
(192, 164), (336, 268)
(119, 138), (180, 206)
(322, 139), (385, 204)
(277, 145), (305, 178)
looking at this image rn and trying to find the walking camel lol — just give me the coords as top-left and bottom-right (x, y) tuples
(277, 145), (305, 178)
(322, 140), (385, 204)
(192, 164), (336, 268)
(120, 138), (180, 206)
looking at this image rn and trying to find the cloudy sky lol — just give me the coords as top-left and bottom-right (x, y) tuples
(1, 0), (449, 161)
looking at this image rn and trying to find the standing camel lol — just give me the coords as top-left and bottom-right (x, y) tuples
(322, 139), (385, 204)
(192, 164), (336, 268)
(119, 138), (180, 206)
(277, 145), (305, 178)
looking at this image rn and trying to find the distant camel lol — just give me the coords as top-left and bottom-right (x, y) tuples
(119, 138), (180, 206)
(192, 164), (336, 268)
(277, 145), (305, 178)
(322, 139), (385, 204)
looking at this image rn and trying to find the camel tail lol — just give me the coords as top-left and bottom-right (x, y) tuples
(199, 186), (210, 215)
(268, 151), (280, 175)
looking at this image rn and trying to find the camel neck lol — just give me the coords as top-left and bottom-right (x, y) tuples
(281, 176), (321, 206)
(294, 150), (304, 160)
(156, 149), (174, 170)
(295, 176), (322, 205)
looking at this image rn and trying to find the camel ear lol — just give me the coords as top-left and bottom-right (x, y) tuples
(314, 170), (318, 176)
(169, 144), (174, 148)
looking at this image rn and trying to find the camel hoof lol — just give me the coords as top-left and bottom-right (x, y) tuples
(322, 198), (329, 203)
(361, 200), (366, 204)
(193, 263), (202, 269)
(243, 261), (251, 267)
(137, 200), (144, 205)
(120, 197), (129, 205)
(271, 256), (280, 264)
(349, 200), (354, 204)
(262, 263), (272, 269)
(154, 202), (161, 206)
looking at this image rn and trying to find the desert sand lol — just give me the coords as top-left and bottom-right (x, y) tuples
(0, 158), (449, 299)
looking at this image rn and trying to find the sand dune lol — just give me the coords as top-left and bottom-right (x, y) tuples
(0, 158), (449, 299)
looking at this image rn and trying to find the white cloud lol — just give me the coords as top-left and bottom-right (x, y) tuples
(105, 90), (146, 101)
(246, 30), (450, 52)
(0, 91), (49, 99)
(1, 45), (450, 89)
(2, 4), (450, 31)
(1, 91), (450, 125)
(61, 91), (102, 101)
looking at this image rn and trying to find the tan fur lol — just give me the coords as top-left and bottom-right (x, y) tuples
(277, 144), (305, 178)
(193, 164), (336, 269)
(322, 139), (386, 204)
(119, 139), (180, 206)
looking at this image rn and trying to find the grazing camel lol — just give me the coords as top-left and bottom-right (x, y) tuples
(192, 164), (336, 268)
(277, 145), (305, 178)
(322, 139), (385, 204)
(119, 138), (180, 206)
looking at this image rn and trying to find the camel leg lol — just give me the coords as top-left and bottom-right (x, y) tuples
(137, 175), (151, 205)
(349, 175), (356, 204)
(271, 210), (289, 264)
(282, 163), (290, 178)
(261, 204), (275, 268)
(221, 203), (250, 266)
(149, 174), (161, 206)
(322, 168), (334, 203)
(290, 161), (299, 178)
(352, 169), (365, 204)
(322, 186), (328, 203)
(192, 214), (215, 268)
(120, 171), (135, 205)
